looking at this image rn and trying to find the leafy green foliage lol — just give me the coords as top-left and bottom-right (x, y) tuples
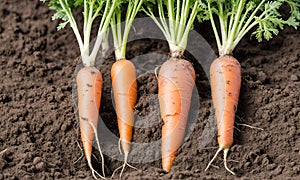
(41, 0), (105, 30)
(254, 1), (285, 41)
(110, 0), (147, 59)
(198, 0), (300, 54)
(41, 0), (118, 66)
(144, 0), (202, 52)
(41, 0), (82, 30)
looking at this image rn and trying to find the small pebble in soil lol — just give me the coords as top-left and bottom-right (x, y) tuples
(35, 162), (46, 172)
(244, 162), (251, 168)
(178, 173), (184, 179)
(137, 169), (143, 175)
(271, 166), (283, 176)
(290, 75), (299, 81)
(33, 157), (42, 165)
(257, 71), (267, 83)
(289, 162), (296, 167)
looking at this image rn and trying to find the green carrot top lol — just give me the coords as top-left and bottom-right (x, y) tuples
(41, 0), (118, 66)
(197, 0), (300, 56)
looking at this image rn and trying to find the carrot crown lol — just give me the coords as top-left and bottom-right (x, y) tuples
(144, 0), (201, 58)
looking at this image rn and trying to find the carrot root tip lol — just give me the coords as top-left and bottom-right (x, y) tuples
(205, 147), (222, 172)
(111, 152), (138, 178)
(223, 149), (235, 175)
(87, 160), (105, 179)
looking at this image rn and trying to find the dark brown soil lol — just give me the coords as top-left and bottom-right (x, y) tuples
(0, 1), (300, 179)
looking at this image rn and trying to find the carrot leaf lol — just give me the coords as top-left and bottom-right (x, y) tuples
(110, 0), (146, 60)
(198, 0), (300, 56)
(41, 0), (117, 67)
(144, 0), (201, 57)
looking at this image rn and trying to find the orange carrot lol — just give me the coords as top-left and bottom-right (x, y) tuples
(158, 57), (196, 172)
(42, 0), (119, 178)
(109, 0), (144, 176)
(144, 0), (200, 172)
(111, 59), (137, 175)
(205, 55), (241, 175)
(200, 0), (300, 175)
(77, 67), (105, 178)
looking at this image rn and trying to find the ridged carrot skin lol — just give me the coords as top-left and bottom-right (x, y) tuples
(210, 55), (241, 149)
(158, 58), (196, 172)
(111, 59), (137, 156)
(76, 67), (103, 163)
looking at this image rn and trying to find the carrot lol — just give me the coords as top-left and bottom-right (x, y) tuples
(205, 55), (241, 175)
(77, 67), (105, 178)
(109, 0), (144, 177)
(111, 59), (137, 174)
(42, 0), (119, 178)
(145, 0), (200, 172)
(199, 0), (300, 175)
(158, 58), (196, 172)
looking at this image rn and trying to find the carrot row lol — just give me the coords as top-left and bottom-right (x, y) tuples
(44, 0), (300, 178)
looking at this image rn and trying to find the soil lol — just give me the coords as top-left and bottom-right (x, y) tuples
(0, 0), (300, 179)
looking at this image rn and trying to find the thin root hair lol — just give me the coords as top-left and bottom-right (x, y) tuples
(88, 121), (106, 178)
(205, 147), (235, 175)
(236, 123), (264, 131)
(111, 153), (138, 178)
(73, 153), (84, 164)
(87, 160), (106, 179)
(0, 149), (7, 156)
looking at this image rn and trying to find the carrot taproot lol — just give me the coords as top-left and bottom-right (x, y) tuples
(199, 0), (300, 175)
(158, 57), (196, 172)
(43, 0), (120, 178)
(77, 66), (105, 179)
(108, 0), (145, 177)
(144, 0), (200, 172)
(111, 59), (137, 176)
(205, 55), (241, 175)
